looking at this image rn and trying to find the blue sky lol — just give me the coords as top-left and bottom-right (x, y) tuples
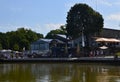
(0, 0), (120, 36)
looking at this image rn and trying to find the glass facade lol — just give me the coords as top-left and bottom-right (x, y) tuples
(31, 43), (49, 51)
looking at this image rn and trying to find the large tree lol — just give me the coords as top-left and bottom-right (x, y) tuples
(66, 3), (104, 39)
(4, 28), (43, 51)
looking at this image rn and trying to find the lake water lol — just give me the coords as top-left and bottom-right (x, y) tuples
(0, 63), (120, 82)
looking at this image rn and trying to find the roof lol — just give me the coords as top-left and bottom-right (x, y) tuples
(31, 38), (65, 45)
(55, 34), (68, 42)
(56, 34), (66, 39)
(98, 28), (120, 38)
(32, 39), (53, 44)
(40, 39), (53, 43)
(104, 28), (120, 32)
(52, 39), (65, 44)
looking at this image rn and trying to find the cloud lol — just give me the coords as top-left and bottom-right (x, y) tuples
(45, 23), (64, 30)
(30, 23), (64, 35)
(98, 0), (112, 6)
(0, 24), (34, 33)
(0, 23), (64, 36)
(66, 0), (113, 7)
(104, 17), (120, 30)
(65, 2), (75, 9)
(64, 0), (113, 12)
(114, 2), (120, 5)
(107, 13), (120, 21)
(0, 24), (17, 32)
(97, 0), (120, 6)
(104, 23), (120, 30)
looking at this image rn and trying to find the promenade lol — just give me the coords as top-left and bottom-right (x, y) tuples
(0, 56), (120, 65)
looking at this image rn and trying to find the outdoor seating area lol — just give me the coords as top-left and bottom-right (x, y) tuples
(0, 50), (25, 59)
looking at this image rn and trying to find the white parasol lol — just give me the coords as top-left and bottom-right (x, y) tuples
(99, 46), (108, 49)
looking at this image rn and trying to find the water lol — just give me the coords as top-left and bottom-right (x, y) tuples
(0, 63), (120, 82)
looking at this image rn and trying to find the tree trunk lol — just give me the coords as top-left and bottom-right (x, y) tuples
(85, 34), (90, 57)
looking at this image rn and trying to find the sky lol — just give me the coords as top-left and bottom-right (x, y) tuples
(0, 0), (120, 36)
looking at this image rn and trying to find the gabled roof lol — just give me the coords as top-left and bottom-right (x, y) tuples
(55, 34), (68, 42)
(104, 28), (120, 32)
(52, 39), (65, 44)
(31, 38), (66, 45)
(32, 39), (53, 44)
(56, 34), (66, 39)
(40, 39), (53, 43)
(98, 28), (120, 38)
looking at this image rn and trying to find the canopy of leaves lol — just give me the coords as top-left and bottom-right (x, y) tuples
(0, 28), (43, 51)
(66, 3), (104, 39)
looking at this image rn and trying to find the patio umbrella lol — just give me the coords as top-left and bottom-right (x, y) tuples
(96, 38), (109, 42)
(99, 46), (108, 49)
(96, 38), (120, 43)
(108, 38), (120, 42)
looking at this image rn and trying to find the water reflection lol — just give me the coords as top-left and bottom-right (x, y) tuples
(0, 63), (120, 82)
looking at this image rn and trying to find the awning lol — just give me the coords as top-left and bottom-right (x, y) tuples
(95, 38), (120, 43)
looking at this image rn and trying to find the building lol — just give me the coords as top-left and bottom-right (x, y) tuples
(73, 28), (120, 56)
(97, 28), (120, 38)
(30, 39), (52, 56)
(30, 35), (68, 57)
(30, 28), (120, 57)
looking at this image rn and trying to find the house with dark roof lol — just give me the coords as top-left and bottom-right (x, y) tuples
(95, 28), (120, 38)
(30, 39), (52, 56)
(94, 28), (120, 48)
(30, 35), (68, 57)
(30, 28), (120, 57)
(72, 28), (120, 57)
(73, 28), (120, 45)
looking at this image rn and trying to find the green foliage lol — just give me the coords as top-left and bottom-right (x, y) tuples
(66, 3), (104, 39)
(13, 44), (19, 51)
(19, 39), (29, 51)
(0, 32), (9, 49)
(45, 25), (66, 39)
(0, 27), (43, 51)
(0, 43), (3, 50)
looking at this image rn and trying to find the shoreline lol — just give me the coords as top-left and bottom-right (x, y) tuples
(0, 57), (120, 65)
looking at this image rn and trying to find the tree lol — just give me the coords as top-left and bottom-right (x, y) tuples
(66, 3), (104, 56)
(13, 44), (19, 51)
(45, 25), (66, 39)
(0, 43), (3, 50)
(5, 27), (43, 51)
(19, 39), (29, 51)
(66, 3), (104, 39)
(0, 32), (9, 49)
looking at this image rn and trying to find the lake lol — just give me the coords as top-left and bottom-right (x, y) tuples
(0, 63), (120, 82)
